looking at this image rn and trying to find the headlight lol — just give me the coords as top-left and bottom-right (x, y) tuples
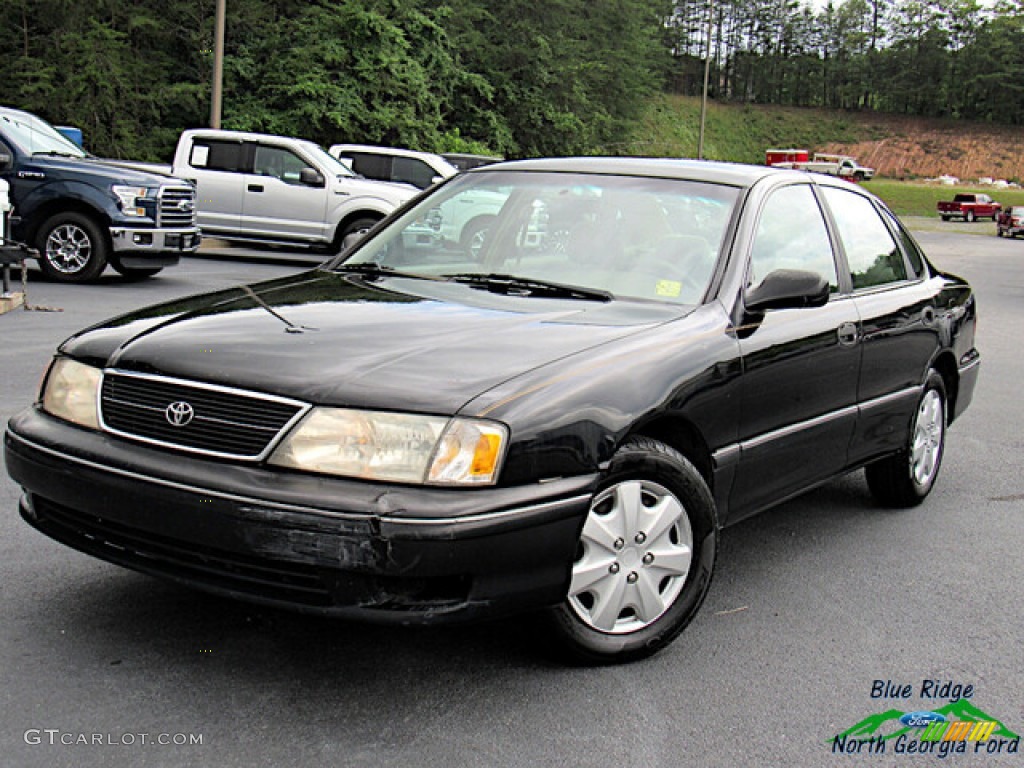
(111, 185), (150, 216)
(41, 358), (101, 429)
(269, 408), (507, 486)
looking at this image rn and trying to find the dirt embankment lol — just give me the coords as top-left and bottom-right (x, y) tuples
(820, 113), (1024, 182)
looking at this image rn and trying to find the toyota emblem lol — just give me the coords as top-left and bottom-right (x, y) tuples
(165, 401), (195, 427)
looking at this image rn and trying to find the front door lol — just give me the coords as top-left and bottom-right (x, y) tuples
(730, 183), (861, 518)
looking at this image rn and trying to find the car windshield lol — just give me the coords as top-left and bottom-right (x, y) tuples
(299, 140), (356, 178)
(334, 170), (739, 305)
(0, 110), (86, 158)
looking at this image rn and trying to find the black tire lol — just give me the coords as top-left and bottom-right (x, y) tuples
(548, 437), (718, 664)
(940, 215), (950, 222)
(866, 371), (947, 508)
(997, 227), (1004, 237)
(966, 210), (976, 223)
(35, 212), (108, 282)
(342, 216), (379, 240)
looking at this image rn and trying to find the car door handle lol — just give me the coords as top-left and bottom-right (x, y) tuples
(837, 321), (859, 346)
(247, 184), (264, 193)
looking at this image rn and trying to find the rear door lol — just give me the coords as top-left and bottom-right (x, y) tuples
(819, 186), (940, 464)
(182, 137), (245, 233)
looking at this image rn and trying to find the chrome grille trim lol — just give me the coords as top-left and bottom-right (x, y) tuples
(157, 185), (197, 228)
(99, 370), (311, 461)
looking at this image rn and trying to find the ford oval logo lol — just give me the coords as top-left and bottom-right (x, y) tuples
(899, 711), (947, 728)
(176, 199), (194, 213)
(165, 401), (195, 427)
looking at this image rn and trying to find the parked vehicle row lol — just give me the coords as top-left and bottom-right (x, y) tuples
(168, 130), (415, 251)
(5, 159), (979, 664)
(0, 106), (199, 282)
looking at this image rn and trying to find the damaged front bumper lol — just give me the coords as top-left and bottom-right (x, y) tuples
(5, 407), (596, 623)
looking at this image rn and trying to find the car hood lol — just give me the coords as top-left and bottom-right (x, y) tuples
(61, 271), (684, 414)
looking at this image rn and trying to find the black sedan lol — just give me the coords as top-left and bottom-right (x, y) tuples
(4, 159), (979, 663)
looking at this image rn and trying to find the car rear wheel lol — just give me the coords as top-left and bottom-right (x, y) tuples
(36, 212), (108, 282)
(866, 372), (946, 507)
(548, 437), (717, 664)
(966, 210), (976, 222)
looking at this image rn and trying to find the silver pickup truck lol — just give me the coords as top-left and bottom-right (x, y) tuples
(167, 129), (415, 251)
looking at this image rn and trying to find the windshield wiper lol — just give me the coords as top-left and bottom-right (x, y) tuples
(334, 262), (437, 281)
(444, 273), (612, 302)
(32, 150), (81, 158)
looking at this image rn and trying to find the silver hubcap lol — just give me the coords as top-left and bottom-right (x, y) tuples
(568, 479), (692, 634)
(45, 224), (92, 273)
(911, 389), (943, 487)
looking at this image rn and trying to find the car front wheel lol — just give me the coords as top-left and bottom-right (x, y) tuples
(866, 372), (946, 507)
(548, 437), (717, 664)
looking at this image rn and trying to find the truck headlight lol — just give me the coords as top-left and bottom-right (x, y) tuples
(40, 358), (101, 429)
(269, 408), (507, 486)
(111, 185), (151, 216)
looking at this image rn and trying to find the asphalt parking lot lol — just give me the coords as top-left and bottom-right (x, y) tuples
(1, 227), (1022, 767)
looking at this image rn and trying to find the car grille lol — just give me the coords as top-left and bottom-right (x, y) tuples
(100, 372), (307, 459)
(28, 496), (335, 607)
(157, 185), (197, 228)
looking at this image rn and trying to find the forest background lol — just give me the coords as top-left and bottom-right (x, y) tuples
(1, 0), (1022, 179)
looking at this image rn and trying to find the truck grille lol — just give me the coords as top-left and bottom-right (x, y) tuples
(157, 185), (197, 228)
(100, 372), (308, 460)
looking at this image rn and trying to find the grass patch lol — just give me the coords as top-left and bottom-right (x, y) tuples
(862, 180), (1024, 217)
(625, 94), (876, 163)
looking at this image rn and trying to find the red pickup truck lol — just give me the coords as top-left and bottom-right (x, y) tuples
(938, 193), (1001, 222)
(996, 206), (1024, 237)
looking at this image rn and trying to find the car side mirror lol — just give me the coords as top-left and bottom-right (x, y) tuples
(0, 150), (12, 171)
(744, 269), (830, 313)
(300, 167), (325, 187)
(430, 175), (444, 186)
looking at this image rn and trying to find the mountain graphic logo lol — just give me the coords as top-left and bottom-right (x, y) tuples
(834, 699), (1020, 743)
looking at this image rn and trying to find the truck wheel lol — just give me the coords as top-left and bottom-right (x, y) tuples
(940, 215), (950, 222)
(36, 212), (108, 282)
(966, 211), (976, 223)
(333, 216), (380, 254)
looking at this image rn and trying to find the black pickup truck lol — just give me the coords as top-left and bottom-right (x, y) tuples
(0, 106), (200, 281)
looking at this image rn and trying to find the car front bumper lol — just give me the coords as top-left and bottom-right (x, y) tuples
(5, 408), (597, 624)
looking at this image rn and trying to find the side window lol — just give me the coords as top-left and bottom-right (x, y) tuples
(882, 209), (925, 278)
(348, 153), (391, 183)
(393, 157), (436, 190)
(749, 184), (839, 292)
(822, 187), (907, 289)
(253, 145), (308, 185)
(189, 139), (244, 172)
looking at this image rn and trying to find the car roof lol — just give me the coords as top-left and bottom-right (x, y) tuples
(471, 157), (797, 188)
